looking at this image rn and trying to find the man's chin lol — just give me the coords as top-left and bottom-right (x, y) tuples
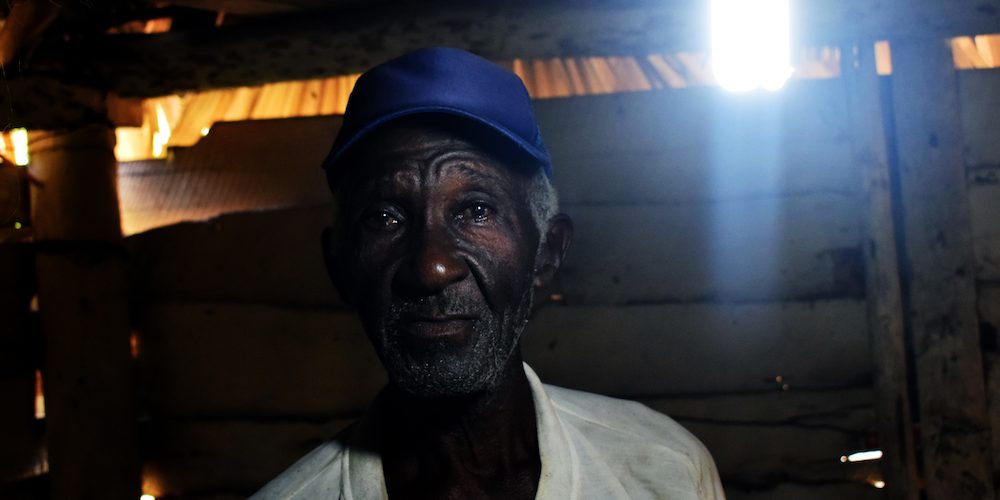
(384, 352), (505, 399)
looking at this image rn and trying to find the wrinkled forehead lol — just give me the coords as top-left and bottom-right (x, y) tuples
(337, 116), (535, 197)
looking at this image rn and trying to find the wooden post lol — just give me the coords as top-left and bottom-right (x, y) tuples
(29, 123), (140, 500)
(890, 38), (995, 499)
(843, 42), (919, 500)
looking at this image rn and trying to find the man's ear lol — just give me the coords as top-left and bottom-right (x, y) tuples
(322, 227), (354, 307)
(533, 214), (574, 290)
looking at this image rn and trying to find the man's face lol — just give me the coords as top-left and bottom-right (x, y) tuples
(335, 122), (542, 398)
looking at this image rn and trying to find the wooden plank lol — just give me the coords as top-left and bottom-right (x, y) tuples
(142, 417), (353, 498)
(138, 303), (385, 418)
(842, 42), (918, 499)
(540, 81), (857, 204)
(0, 77), (107, 130)
(958, 68), (1000, 168)
(980, 284), (1000, 490)
(522, 300), (870, 396)
(559, 194), (862, 304)
(890, 39), (994, 499)
(537, 81), (850, 160)
(641, 389), (877, 482)
(126, 205), (341, 307)
(969, 166), (1000, 281)
(553, 140), (856, 205)
(33, 0), (1000, 97)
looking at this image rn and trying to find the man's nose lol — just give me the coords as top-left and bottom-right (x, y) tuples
(397, 225), (469, 294)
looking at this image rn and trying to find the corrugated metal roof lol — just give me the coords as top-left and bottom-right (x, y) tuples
(118, 115), (339, 235)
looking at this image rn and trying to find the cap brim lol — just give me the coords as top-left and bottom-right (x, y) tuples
(323, 106), (552, 186)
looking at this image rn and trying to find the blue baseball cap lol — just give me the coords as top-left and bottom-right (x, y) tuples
(322, 47), (552, 188)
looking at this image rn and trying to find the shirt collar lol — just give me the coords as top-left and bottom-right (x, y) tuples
(345, 363), (577, 499)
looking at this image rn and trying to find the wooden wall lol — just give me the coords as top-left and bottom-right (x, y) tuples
(961, 68), (1000, 480)
(122, 69), (1000, 498)
(125, 77), (882, 500)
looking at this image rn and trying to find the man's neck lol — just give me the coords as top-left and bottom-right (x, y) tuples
(377, 354), (541, 500)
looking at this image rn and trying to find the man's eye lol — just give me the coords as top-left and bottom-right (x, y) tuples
(363, 209), (402, 230)
(458, 203), (493, 224)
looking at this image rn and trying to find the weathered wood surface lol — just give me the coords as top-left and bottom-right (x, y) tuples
(137, 303), (384, 418)
(29, 125), (141, 500)
(958, 69), (1000, 282)
(843, 43), (918, 499)
(539, 80), (856, 204)
(980, 284), (1000, 492)
(29, 126), (122, 242)
(561, 196), (861, 303)
(958, 69), (1000, 169)
(539, 80), (849, 162)
(968, 165), (1000, 281)
(33, 0), (1000, 97)
(0, 77), (109, 130)
(891, 39), (994, 499)
(643, 389), (878, 486)
(127, 206), (339, 307)
(524, 300), (869, 395)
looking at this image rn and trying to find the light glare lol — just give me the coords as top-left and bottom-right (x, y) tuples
(846, 449), (883, 462)
(712, 0), (793, 92)
(34, 370), (45, 420)
(151, 104), (172, 158)
(11, 128), (30, 166)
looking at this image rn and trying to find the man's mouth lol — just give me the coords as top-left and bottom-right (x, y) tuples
(400, 314), (477, 340)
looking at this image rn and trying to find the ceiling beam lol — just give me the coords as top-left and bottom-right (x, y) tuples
(19, 0), (1000, 98)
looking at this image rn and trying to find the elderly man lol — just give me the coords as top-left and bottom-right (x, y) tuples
(252, 48), (724, 500)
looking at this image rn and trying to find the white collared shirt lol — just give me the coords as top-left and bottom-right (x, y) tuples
(251, 364), (725, 499)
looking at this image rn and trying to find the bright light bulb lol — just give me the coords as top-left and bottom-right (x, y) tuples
(711, 0), (793, 92)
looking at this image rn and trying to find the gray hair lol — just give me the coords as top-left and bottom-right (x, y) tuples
(527, 168), (559, 239)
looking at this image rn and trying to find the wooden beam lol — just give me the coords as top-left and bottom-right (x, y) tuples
(28, 0), (1000, 97)
(842, 42), (918, 500)
(0, 77), (108, 130)
(29, 124), (140, 500)
(890, 38), (994, 499)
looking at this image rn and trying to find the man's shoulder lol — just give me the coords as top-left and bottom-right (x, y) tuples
(544, 383), (713, 466)
(542, 383), (724, 499)
(250, 426), (354, 500)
